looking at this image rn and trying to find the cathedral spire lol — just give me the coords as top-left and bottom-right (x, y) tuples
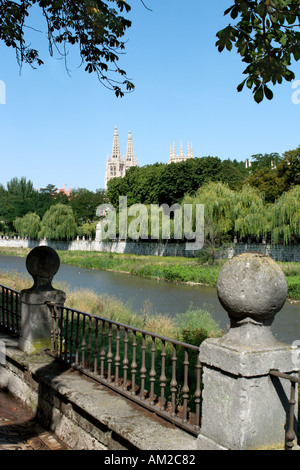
(126, 130), (135, 163)
(111, 125), (121, 160)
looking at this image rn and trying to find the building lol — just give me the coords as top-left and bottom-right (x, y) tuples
(105, 126), (138, 189)
(168, 141), (194, 164)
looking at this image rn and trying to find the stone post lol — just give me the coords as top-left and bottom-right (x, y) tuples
(197, 253), (299, 450)
(18, 246), (66, 354)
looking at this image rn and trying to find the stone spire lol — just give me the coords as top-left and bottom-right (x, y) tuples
(126, 130), (135, 163)
(111, 126), (121, 160)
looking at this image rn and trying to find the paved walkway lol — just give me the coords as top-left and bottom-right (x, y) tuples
(0, 389), (69, 450)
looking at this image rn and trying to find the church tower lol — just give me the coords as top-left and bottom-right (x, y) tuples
(105, 127), (138, 189)
(168, 141), (194, 164)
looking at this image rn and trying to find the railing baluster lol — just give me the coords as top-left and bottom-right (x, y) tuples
(131, 330), (137, 396)
(115, 325), (120, 385)
(63, 308), (69, 361)
(50, 304), (55, 353)
(75, 312), (80, 365)
(81, 314), (86, 369)
(140, 333), (147, 400)
(54, 306), (60, 356)
(87, 316), (92, 370)
(69, 310), (74, 363)
(107, 323), (113, 382)
(10, 288), (14, 332)
(15, 292), (19, 334)
(182, 348), (190, 424)
(194, 355), (202, 431)
(160, 339), (166, 410)
(170, 344), (177, 417)
(149, 336), (156, 406)
(94, 318), (99, 375)
(100, 320), (106, 379)
(123, 327), (129, 390)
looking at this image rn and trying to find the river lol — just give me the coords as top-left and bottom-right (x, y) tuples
(0, 254), (299, 345)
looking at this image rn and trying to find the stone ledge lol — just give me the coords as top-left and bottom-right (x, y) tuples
(0, 332), (198, 451)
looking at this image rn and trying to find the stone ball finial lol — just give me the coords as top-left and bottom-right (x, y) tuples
(26, 246), (60, 291)
(217, 253), (287, 323)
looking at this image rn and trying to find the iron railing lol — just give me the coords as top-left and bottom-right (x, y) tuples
(1, 283), (299, 446)
(0, 284), (21, 336)
(269, 370), (300, 450)
(47, 302), (202, 436)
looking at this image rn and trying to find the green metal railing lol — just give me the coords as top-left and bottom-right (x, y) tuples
(47, 302), (202, 436)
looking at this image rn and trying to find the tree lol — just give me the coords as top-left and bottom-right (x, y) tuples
(217, 0), (300, 102)
(39, 203), (77, 240)
(233, 184), (270, 240)
(0, 0), (134, 96)
(14, 212), (41, 239)
(271, 185), (300, 243)
(247, 153), (283, 171)
(219, 159), (248, 189)
(276, 145), (300, 189)
(182, 182), (235, 259)
(0, 177), (37, 231)
(69, 187), (106, 224)
(246, 166), (285, 202)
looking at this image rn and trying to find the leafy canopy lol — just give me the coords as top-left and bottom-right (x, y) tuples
(0, 0), (134, 96)
(217, 0), (300, 102)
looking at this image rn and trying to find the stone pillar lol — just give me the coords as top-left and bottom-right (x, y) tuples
(18, 246), (66, 354)
(197, 253), (299, 450)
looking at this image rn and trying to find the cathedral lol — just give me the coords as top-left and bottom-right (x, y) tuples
(105, 126), (138, 189)
(168, 141), (194, 164)
(105, 128), (195, 189)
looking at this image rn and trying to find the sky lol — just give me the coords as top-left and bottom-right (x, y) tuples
(1, 0), (300, 193)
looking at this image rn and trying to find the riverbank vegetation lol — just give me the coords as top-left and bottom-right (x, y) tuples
(0, 247), (299, 300)
(0, 269), (223, 346)
(0, 148), (299, 247)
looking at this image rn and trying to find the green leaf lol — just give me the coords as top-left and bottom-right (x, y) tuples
(237, 79), (246, 92)
(254, 86), (264, 103)
(264, 86), (273, 100)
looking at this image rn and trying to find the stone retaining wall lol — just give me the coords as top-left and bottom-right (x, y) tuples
(0, 237), (300, 261)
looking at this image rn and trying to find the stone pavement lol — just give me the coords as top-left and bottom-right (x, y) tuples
(0, 389), (70, 450)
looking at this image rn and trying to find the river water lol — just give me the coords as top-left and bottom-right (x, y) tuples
(0, 255), (299, 345)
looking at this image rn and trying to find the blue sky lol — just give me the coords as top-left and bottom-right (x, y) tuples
(1, 0), (300, 192)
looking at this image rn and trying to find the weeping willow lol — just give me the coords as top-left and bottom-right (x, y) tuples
(39, 204), (77, 241)
(182, 182), (235, 245)
(233, 185), (270, 240)
(271, 186), (300, 244)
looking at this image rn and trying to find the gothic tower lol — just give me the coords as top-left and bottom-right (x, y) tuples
(105, 127), (138, 189)
(168, 141), (194, 164)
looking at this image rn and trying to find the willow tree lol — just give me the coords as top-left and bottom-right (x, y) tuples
(233, 184), (270, 241)
(14, 212), (41, 239)
(39, 204), (77, 241)
(271, 186), (300, 244)
(182, 182), (236, 258)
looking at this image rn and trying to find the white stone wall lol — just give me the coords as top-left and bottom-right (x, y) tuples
(0, 236), (300, 261)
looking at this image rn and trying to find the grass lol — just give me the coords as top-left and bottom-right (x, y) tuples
(0, 269), (223, 342)
(0, 246), (299, 300)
